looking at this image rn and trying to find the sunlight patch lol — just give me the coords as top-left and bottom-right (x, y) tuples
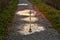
(17, 24), (46, 35)
(21, 17), (38, 22)
(16, 10), (36, 16)
(18, 3), (28, 6)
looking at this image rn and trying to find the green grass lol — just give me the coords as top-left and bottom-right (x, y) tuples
(0, 0), (18, 40)
(30, 0), (60, 33)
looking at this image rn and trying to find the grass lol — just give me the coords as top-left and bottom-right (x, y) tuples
(30, 0), (60, 33)
(0, 0), (18, 40)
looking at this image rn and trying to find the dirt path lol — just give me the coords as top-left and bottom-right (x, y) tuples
(6, 0), (60, 40)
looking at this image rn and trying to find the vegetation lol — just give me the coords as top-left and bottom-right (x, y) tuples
(42, 0), (60, 10)
(30, 0), (60, 33)
(0, 0), (18, 40)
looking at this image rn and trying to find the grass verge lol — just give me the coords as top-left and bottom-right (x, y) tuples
(0, 0), (18, 40)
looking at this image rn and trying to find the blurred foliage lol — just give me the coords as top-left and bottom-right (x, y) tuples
(42, 0), (60, 10)
(30, 0), (60, 33)
(0, 0), (18, 40)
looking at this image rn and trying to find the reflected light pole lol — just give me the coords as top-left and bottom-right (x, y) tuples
(29, 10), (32, 32)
